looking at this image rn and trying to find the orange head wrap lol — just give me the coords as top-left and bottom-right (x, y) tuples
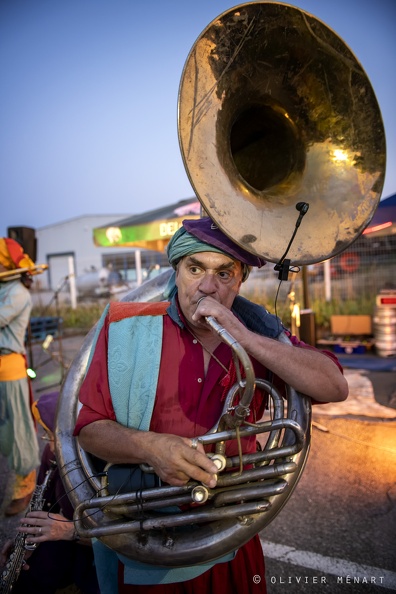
(0, 238), (35, 271)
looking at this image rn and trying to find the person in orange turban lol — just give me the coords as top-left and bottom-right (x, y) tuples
(0, 238), (40, 515)
(0, 237), (35, 272)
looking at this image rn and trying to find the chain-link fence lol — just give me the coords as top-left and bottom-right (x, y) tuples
(309, 232), (396, 301)
(242, 231), (396, 333)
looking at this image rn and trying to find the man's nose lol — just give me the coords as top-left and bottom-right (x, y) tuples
(198, 273), (218, 294)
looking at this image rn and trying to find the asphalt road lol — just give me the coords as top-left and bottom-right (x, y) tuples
(1, 333), (395, 593)
(260, 414), (396, 593)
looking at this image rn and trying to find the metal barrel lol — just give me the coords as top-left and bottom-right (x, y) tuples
(373, 293), (396, 357)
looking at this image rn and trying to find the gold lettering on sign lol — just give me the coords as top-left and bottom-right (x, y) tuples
(159, 222), (181, 237)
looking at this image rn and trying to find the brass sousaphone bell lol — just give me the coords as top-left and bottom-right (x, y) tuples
(178, 1), (385, 264)
(56, 2), (385, 567)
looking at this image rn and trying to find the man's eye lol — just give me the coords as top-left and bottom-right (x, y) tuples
(189, 266), (201, 274)
(218, 271), (231, 279)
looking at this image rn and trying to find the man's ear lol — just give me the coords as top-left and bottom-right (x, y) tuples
(174, 261), (181, 286)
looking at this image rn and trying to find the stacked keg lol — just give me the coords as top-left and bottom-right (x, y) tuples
(373, 291), (396, 357)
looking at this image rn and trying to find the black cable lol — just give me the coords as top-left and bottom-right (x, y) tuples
(274, 202), (309, 281)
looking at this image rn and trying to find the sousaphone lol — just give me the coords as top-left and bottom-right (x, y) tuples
(55, 1), (385, 567)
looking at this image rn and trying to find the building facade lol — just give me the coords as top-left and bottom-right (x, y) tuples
(35, 214), (132, 292)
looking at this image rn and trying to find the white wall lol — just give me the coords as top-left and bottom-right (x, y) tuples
(35, 214), (132, 291)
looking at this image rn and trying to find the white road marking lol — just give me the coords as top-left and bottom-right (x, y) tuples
(261, 540), (396, 590)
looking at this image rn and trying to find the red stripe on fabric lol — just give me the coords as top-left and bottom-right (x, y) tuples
(109, 302), (169, 323)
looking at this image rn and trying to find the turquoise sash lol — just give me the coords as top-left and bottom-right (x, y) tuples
(108, 313), (163, 430)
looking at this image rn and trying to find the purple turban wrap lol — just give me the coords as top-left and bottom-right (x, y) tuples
(167, 217), (266, 271)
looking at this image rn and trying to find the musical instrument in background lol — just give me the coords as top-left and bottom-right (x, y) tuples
(0, 264), (48, 281)
(0, 466), (55, 594)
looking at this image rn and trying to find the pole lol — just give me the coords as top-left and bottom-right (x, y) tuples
(324, 260), (331, 301)
(135, 250), (142, 286)
(302, 266), (310, 309)
(68, 256), (77, 309)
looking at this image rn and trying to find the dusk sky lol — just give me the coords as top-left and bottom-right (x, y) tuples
(1, 0), (395, 238)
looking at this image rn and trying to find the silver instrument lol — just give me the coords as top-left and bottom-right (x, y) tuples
(0, 466), (55, 594)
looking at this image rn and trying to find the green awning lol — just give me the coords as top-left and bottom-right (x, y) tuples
(93, 198), (201, 251)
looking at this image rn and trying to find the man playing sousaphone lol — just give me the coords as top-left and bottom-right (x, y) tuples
(74, 218), (348, 593)
(0, 238), (40, 516)
(67, 0), (384, 585)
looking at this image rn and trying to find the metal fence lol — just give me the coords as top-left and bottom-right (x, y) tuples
(241, 231), (396, 330)
(309, 232), (396, 301)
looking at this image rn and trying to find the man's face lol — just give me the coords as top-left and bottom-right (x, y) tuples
(175, 251), (243, 329)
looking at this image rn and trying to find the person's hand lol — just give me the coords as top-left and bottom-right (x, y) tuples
(19, 511), (75, 548)
(144, 433), (218, 488)
(192, 295), (249, 345)
(0, 537), (33, 571)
